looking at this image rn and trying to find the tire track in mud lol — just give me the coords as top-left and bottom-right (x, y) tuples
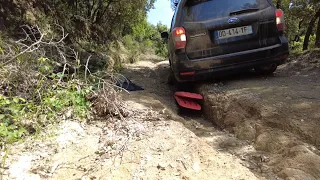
(121, 58), (279, 179)
(197, 69), (320, 180)
(123, 57), (320, 180)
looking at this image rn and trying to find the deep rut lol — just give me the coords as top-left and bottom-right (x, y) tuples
(121, 57), (274, 179)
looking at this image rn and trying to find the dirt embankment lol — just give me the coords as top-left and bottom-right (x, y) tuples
(199, 51), (320, 180)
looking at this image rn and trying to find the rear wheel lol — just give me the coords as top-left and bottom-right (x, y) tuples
(167, 70), (176, 85)
(167, 59), (177, 85)
(254, 63), (278, 74)
(167, 70), (189, 89)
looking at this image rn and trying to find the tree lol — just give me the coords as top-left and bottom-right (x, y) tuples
(315, 17), (320, 48)
(276, 0), (282, 9)
(1, 0), (157, 44)
(303, 8), (320, 50)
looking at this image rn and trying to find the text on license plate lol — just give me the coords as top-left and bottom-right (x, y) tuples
(215, 26), (253, 39)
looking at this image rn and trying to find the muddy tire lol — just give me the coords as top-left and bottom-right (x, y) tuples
(254, 64), (277, 74)
(167, 68), (192, 90)
(167, 70), (176, 85)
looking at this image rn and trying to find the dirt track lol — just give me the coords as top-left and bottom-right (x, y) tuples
(3, 56), (258, 180)
(120, 54), (320, 179)
(3, 54), (320, 180)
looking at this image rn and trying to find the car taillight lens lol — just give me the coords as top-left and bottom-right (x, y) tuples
(173, 27), (186, 49)
(276, 9), (285, 31)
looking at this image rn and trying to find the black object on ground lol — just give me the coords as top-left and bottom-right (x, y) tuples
(116, 78), (144, 91)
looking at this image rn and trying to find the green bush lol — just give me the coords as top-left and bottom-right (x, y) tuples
(0, 34), (96, 147)
(122, 35), (137, 50)
(0, 78), (92, 146)
(121, 21), (169, 60)
(0, 96), (27, 144)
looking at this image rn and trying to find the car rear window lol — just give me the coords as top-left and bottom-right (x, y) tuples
(184, 0), (270, 22)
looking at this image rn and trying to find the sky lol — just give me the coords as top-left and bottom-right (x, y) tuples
(147, 0), (174, 27)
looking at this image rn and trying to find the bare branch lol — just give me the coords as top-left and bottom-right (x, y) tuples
(85, 55), (92, 83)
(3, 31), (45, 66)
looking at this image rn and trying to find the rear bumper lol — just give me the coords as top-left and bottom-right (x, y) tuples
(173, 41), (289, 82)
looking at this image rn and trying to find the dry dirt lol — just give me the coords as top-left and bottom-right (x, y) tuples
(2, 53), (320, 180)
(1, 55), (258, 180)
(199, 53), (320, 180)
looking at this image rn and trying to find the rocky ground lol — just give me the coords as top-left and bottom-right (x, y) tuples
(2, 52), (320, 180)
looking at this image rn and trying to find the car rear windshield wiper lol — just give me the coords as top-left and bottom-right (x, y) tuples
(185, 0), (213, 6)
(229, 8), (259, 16)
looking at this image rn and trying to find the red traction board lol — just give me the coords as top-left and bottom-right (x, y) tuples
(174, 92), (203, 100)
(174, 92), (203, 111)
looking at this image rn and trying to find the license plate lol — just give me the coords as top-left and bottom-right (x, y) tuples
(215, 26), (253, 39)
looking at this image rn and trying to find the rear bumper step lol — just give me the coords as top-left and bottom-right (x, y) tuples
(175, 43), (289, 82)
(177, 53), (288, 82)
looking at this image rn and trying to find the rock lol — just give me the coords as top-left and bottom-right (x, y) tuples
(157, 163), (167, 171)
(278, 168), (316, 180)
(234, 120), (256, 141)
(255, 130), (296, 153)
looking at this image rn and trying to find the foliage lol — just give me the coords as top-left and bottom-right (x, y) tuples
(0, 28), (95, 148)
(272, 0), (320, 51)
(153, 23), (169, 57)
(0, 70), (92, 147)
(0, 95), (26, 144)
(0, 0), (156, 44)
(122, 19), (169, 59)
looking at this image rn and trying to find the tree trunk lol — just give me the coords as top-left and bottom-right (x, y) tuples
(315, 18), (320, 48)
(303, 9), (320, 50)
(303, 17), (316, 50)
(293, 19), (304, 42)
(276, 0), (281, 9)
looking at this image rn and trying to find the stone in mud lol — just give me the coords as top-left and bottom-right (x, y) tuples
(234, 120), (256, 141)
(276, 145), (320, 180)
(278, 168), (316, 180)
(255, 130), (297, 153)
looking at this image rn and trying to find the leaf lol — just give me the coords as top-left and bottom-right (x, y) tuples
(5, 100), (11, 105)
(57, 72), (64, 78)
(0, 114), (5, 119)
(0, 47), (4, 55)
(19, 98), (26, 103)
(13, 98), (19, 104)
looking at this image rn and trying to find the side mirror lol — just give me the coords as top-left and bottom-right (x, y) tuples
(161, 32), (169, 39)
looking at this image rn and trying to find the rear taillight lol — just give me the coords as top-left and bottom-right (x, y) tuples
(173, 27), (186, 49)
(276, 9), (285, 31)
